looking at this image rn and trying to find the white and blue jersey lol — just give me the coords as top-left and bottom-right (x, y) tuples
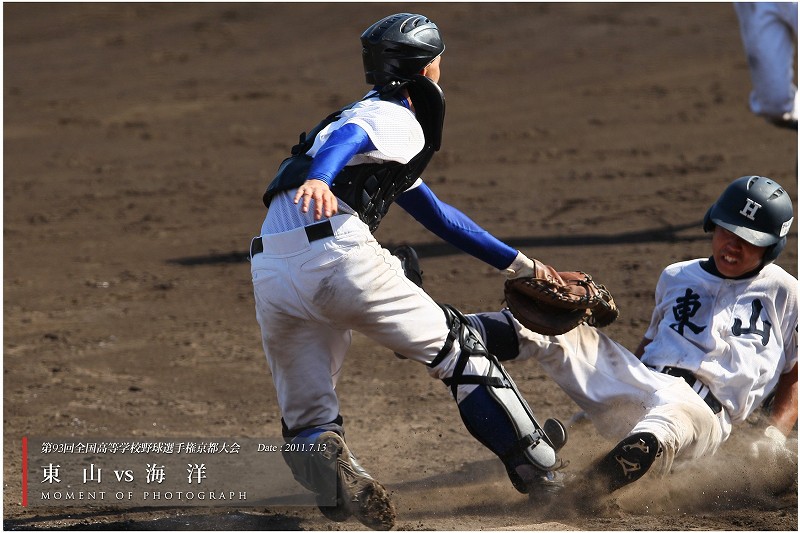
(262, 90), (518, 269)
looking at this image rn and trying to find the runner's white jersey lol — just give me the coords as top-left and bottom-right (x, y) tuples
(640, 259), (798, 424)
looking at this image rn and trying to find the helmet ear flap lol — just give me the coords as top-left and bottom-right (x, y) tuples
(702, 206), (715, 233)
(763, 237), (787, 264)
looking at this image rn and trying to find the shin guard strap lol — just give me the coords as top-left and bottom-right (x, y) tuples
(429, 305), (462, 369)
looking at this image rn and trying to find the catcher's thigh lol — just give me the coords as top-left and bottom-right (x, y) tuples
(253, 258), (352, 430)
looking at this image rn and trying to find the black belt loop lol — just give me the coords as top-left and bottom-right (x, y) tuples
(250, 237), (263, 258)
(250, 220), (335, 258)
(305, 220), (334, 242)
(662, 366), (723, 415)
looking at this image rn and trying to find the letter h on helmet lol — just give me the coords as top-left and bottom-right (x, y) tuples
(361, 13), (445, 86)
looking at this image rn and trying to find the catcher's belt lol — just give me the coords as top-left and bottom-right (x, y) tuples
(661, 366), (723, 414)
(250, 220), (335, 258)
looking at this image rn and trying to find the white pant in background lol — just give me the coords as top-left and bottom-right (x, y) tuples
(734, 2), (798, 121)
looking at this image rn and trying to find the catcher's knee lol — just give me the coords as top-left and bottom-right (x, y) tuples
(431, 304), (566, 493)
(464, 310), (520, 361)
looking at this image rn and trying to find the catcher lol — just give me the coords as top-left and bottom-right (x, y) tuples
(251, 13), (567, 530)
(465, 175), (797, 493)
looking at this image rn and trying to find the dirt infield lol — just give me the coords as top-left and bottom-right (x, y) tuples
(4, 3), (797, 530)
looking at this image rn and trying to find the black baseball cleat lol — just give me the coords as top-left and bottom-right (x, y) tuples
(315, 431), (396, 531)
(595, 432), (660, 493)
(392, 244), (423, 288)
(769, 116), (798, 131)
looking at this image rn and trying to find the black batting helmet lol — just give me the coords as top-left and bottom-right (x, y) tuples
(703, 175), (794, 263)
(361, 13), (445, 86)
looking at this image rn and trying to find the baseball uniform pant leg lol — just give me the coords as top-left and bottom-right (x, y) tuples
(513, 320), (727, 473)
(734, 2), (798, 120)
(630, 387), (728, 476)
(252, 245), (351, 431)
(253, 218), (562, 495)
(252, 215), (488, 427)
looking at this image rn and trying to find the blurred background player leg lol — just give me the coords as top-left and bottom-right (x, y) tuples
(734, 2), (799, 130)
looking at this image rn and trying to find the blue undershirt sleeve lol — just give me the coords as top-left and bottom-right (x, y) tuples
(395, 182), (518, 270)
(308, 123), (376, 185)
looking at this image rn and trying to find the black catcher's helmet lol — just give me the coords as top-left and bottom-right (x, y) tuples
(703, 175), (794, 263)
(361, 13), (445, 86)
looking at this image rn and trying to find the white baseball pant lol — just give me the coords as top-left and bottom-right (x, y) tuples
(251, 213), (488, 430)
(734, 2), (798, 121)
(512, 320), (732, 475)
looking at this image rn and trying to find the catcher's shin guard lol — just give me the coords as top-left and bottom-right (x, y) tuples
(434, 304), (566, 494)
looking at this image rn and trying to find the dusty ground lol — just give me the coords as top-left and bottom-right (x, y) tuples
(3, 3), (798, 530)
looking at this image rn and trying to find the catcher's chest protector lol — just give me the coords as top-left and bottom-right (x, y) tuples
(262, 75), (445, 232)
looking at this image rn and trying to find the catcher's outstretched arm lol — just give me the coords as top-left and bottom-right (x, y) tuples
(395, 182), (518, 270)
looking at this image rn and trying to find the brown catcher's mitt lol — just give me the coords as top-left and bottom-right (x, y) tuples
(504, 271), (619, 336)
